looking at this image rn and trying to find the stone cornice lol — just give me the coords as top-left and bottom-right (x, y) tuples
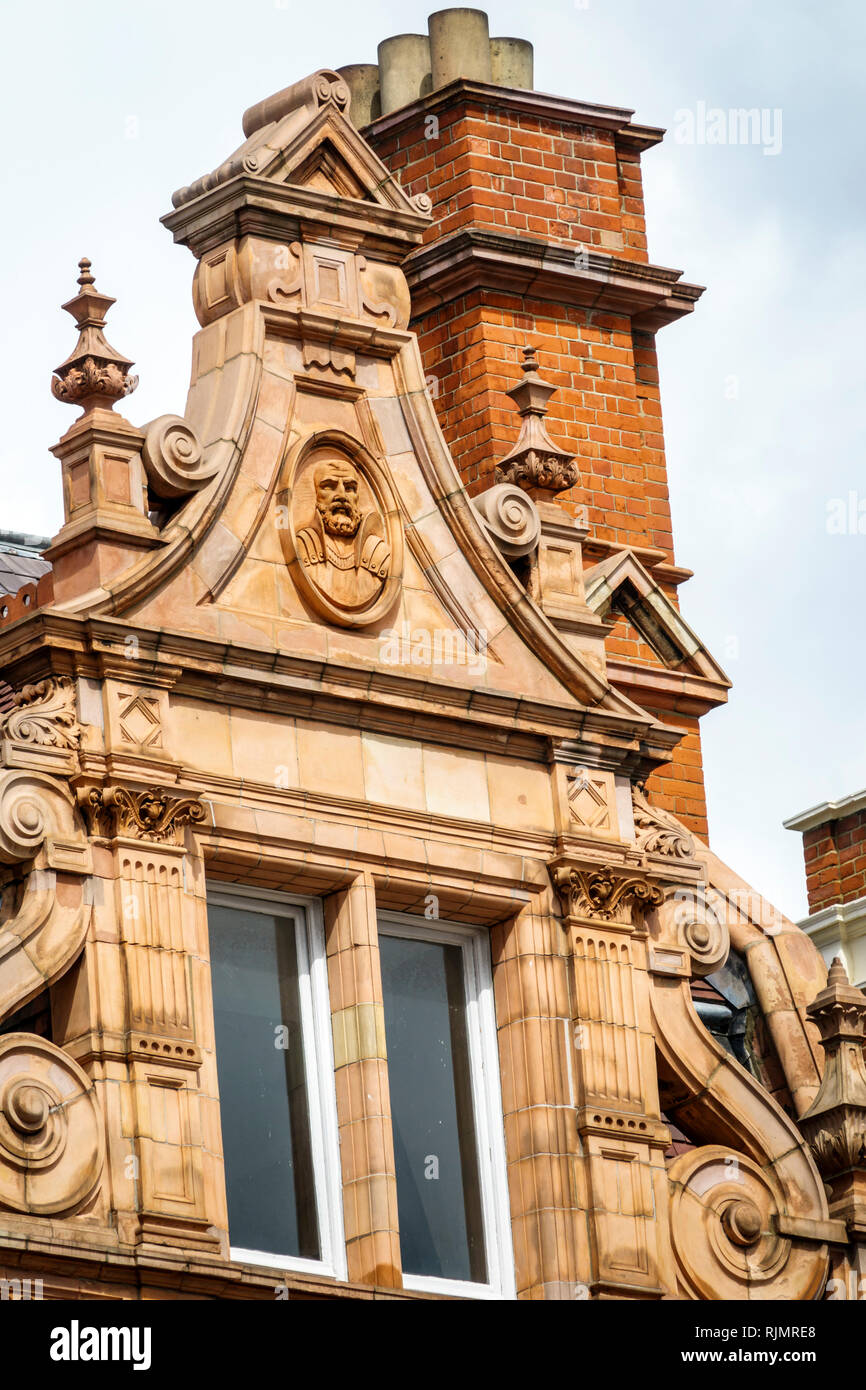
(581, 536), (694, 587)
(161, 174), (425, 263)
(0, 612), (683, 777)
(403, 227), (704, 330)
(605, 658), (730, 718)
(362, 77), (663, 148)
(798, 892), (866, 943)
(785, 789), (866, 834)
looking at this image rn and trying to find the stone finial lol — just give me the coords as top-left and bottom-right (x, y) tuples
(494, 346), (579, 497)
(51, 258), (138, 416)
(799, 957), (866, 1219)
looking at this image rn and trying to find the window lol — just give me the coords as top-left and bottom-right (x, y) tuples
(378, 913), (515, 1299)
(206, 885), (345, 1279)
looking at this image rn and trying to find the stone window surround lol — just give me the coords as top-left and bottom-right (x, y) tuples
(377, 910), (516, 1301)
(205, 882), (347, 1282)
(203, 877), (517, 1299)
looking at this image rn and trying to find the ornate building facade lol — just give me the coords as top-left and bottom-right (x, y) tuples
(0, 9), (863, 1301)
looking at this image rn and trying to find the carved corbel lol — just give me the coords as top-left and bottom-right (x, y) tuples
(79, 784), (206, 844)
(631, 784), (695, 860)
(0, 769), (94, 1014)
(0, 675), (82, 777)
(647, 887), (831, 1300)
(553, 862), (664, 926)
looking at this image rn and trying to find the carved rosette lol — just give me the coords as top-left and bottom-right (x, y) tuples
(554, 863), (664, 924)
(80, 785), (206, 844)
(631, 784), (695, 859)
(2, 676), (81, 750)
(0, 1035), (103, 1215)
(667, 1146), (825, 1301)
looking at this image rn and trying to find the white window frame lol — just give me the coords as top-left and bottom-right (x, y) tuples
(378, 911), (516, 1300)
(205, 882), (347, 1282)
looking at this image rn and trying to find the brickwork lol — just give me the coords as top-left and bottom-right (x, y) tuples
(368, 89), (710, 836)
(374, 101), (649, 259)
(643, 709), (708, 842)
(803, 811), (866, 914)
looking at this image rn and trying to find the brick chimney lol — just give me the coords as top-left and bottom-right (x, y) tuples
(339, 8), (727, 840)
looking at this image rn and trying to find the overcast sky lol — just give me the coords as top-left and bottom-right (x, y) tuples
(1, 0), (863, 920)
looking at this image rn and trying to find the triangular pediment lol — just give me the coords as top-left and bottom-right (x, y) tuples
(170, 71), (425, 225)
(287, 138), (372, 200)
(583, 550), (730, 686)
(260, 104), (423, 216)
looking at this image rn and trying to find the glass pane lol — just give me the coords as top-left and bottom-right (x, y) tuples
(379, 932), (486, 1283)
(208, 904), (319, 1260)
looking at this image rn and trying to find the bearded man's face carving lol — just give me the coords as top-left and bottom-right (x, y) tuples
(314, 461), (362, 538)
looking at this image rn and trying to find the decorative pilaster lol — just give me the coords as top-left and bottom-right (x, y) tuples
(323, 872), (401, 1287)
(71, 780), (219, 1253)
(550, 852), (681, 1299)
(492, 891), (585, 1298)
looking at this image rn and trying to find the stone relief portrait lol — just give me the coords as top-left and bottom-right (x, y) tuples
(295, 456), (390, 608)
(283, 435), (402, 626)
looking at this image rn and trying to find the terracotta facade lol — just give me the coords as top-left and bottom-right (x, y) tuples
(0, 11), (863, 1301)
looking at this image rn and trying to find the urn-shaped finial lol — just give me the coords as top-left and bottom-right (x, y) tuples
(494, 345), (579, 498)
(799, 956), (866, 1199)
(51, 259), (138, 416)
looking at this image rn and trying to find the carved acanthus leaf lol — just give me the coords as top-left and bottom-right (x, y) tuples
(51, 356), (138, 406)
(494, 346), (578, 497)
(3, 676), (81, 749)
(554, 863), (663, 923)
(80, 785), (206, 844)
(631, 784), (695, 859)
(496, 449), (579, 494)
(807, 1121), (866, 1176)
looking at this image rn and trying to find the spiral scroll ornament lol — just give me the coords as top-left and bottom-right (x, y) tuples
(472, 483), (541, 558)
(0, 772), (52, 861)
(141, 415), (216, 499)
(313, 72), (350, 108)
(0, 1035), (103, 1214)
(667, 1146), (826, 1301)
(654, 886), (729, 977)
